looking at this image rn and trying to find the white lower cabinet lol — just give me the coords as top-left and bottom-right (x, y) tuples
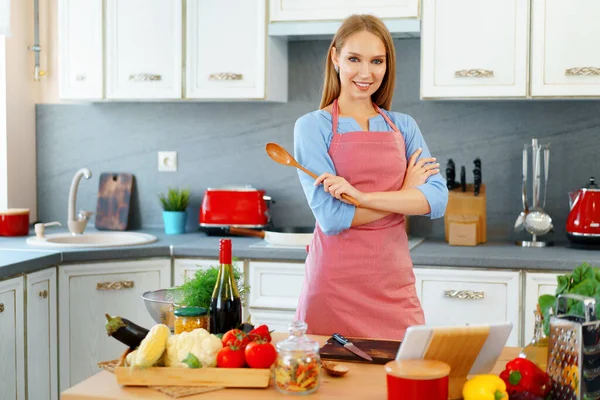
(414, 268), (521, 346)
(58, 259), (171, 392)
(173, 258), (219, 285)
(26, 268), (58, 400)
(523, 272), (563, 344)
(0, 276), (25, 400)
(247, 261), (305, 332)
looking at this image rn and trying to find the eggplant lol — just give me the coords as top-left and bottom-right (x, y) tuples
(239, 322), (255, 334)
(105, 313), (149, 349)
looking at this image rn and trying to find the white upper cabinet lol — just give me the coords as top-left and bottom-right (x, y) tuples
(186, 0), (287, 101)
(531, 0), (600, 97)
(58, 0), (103, 100)
(269, 0), (420, 22)
(420, 0), (529, 99)
(106, 0), (183, 99)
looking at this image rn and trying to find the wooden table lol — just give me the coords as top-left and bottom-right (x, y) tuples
(61, 334), (520, 400)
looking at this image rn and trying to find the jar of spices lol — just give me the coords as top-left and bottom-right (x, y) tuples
(173, 306), (209, 334)
(274, 320), (321, 395)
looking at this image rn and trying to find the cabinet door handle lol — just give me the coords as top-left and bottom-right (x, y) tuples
(565, 67), (600, 76)
(129, 73), (162, 82)
(96, 281), (135, 290)
(454, 69), (494, 78)
(444, 289), (484, 300)
(209, 73), (243, 81)
(0, 303), (4, 312)
(39, 290), (48, 299)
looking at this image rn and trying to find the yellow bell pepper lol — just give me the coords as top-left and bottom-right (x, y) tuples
(463, 374), (509, 400)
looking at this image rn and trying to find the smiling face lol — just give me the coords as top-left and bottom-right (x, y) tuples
(331, 30), (387, 104)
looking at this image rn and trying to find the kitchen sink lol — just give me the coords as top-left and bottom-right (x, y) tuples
(26, 231), (158, 248)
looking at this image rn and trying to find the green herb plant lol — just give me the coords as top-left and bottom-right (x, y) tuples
(538, 262), (599, 335)
(158, 188), (191, 212)
(174, 258), (250, 310)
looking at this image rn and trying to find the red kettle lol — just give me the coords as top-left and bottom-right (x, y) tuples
(566, 177), (600, 245)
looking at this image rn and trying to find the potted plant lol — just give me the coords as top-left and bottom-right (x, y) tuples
(159, 187), (191, 234)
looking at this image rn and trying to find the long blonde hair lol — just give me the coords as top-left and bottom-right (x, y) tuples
(319, 14), (396, 111)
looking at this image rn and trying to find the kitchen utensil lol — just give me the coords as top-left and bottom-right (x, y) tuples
(265, 142), (361, 207)
(473, 158), (482, 196)
(566, 176), (600, 246)
(460, 166), (466, 192)
(548, 293), (600, 399)
(227, 226), (314, 247)
(322, 361), (349, 377)
(332, 333), (374, 361)
(542, 145), (550, 208)
(199, 185), (272, 229)
(95, 173), (134, 231)
(524, 143), (553, 236)
(320, 336), (400, 364)
(385, 359), (450, 400)
(444, 184), (487, 245)
(445, 159), (459, 190)
(141, 288), (184, 331)
(514, 145), (529, 232)
(0, 208), (30, 236)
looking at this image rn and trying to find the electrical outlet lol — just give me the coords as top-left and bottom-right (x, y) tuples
(158, 151), (177, 172)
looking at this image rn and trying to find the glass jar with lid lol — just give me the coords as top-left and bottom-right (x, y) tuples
(274, 320), (321, 395)
(173, 306), (209, 334)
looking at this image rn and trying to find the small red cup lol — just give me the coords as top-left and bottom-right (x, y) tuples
(0, 208), (30, 236)
(385, 359), (450, 400)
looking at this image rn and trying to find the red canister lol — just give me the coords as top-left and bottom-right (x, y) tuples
(0, 208), (30, 236)
(385, 359), (451, 400)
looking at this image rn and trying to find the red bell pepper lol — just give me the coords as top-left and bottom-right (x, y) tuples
(499, 358), (551, 398)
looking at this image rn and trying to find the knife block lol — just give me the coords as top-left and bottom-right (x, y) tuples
(444, 184), (486, 246)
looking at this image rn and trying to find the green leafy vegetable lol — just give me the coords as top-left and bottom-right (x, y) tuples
(173, 258), (250, 309)
(181, 353), (202, 368)
(538, 262), (599, 335)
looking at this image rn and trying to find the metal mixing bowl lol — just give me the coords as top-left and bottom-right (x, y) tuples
(141, 288), (184, 330)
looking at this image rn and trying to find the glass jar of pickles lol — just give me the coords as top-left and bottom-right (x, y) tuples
(274, 320), (321, 395)
(173, 306), (209, 334)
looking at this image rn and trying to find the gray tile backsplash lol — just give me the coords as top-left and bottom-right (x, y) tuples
(36, 39), (600, 243)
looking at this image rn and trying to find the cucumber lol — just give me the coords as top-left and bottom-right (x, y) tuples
(105, 314), (149, 349)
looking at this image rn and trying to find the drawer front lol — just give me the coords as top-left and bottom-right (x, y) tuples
(414, 268), (521, 346)
(249, 261), (305, 310)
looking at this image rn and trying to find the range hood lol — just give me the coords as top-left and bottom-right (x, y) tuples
(268, 19), (421, 41)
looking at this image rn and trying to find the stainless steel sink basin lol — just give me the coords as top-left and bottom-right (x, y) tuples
(26, 231), (157, 248)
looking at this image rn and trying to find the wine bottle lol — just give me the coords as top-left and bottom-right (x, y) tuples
(209, 239), (242, 334)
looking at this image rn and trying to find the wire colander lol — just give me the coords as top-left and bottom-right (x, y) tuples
(141, 288), (183, 330)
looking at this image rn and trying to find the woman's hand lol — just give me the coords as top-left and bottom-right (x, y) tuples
(402, 148), (440, 189)
(314, 173), (364, 205)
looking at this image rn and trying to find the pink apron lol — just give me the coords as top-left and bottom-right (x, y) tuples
(295, 99), (425, 340)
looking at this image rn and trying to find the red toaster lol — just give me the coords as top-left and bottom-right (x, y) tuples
(199, 186), (272, 228)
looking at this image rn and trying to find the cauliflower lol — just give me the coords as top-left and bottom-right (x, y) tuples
(165, 328), (223, 368)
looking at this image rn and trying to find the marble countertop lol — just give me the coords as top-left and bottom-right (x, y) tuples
(1, 227), (599, 279)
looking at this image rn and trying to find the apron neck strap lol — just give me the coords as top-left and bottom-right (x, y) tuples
(332, 99), (399, 134)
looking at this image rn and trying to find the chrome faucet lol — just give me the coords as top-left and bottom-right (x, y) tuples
(68, 168), (94, 235)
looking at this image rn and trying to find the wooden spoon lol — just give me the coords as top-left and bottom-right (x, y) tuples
(322, 361), (350, 377)
(265, 143), (361, 207)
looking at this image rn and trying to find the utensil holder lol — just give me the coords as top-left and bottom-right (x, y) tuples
(444, 184), (486, 246)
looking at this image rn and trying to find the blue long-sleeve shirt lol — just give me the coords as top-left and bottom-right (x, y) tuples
(294, 108), (448, 235)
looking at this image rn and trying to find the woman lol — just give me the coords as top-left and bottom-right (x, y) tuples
(293, 14), (448, 340)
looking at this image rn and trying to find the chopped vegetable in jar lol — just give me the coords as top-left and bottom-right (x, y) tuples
(274, 353), (321, 394)
(174, 306), (209, 334)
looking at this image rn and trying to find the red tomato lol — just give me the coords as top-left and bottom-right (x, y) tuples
(216, 346), (246, 368)
(248, 324), (272, 343)
(222, 329), (250, 349)
(244, 341), (277, 369)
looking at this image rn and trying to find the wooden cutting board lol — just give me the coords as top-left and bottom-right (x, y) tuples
(95, 173), (134, 231)
(320, 337), (401, 365)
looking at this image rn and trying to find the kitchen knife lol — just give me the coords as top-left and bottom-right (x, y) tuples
(473, 158), (482, 196)
(460, 166), (466, 192)
(332, 333), (373, 361)
(445, 159), (456, 190)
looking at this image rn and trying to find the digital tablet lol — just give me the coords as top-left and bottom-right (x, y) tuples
(395, 321), (513, 375)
